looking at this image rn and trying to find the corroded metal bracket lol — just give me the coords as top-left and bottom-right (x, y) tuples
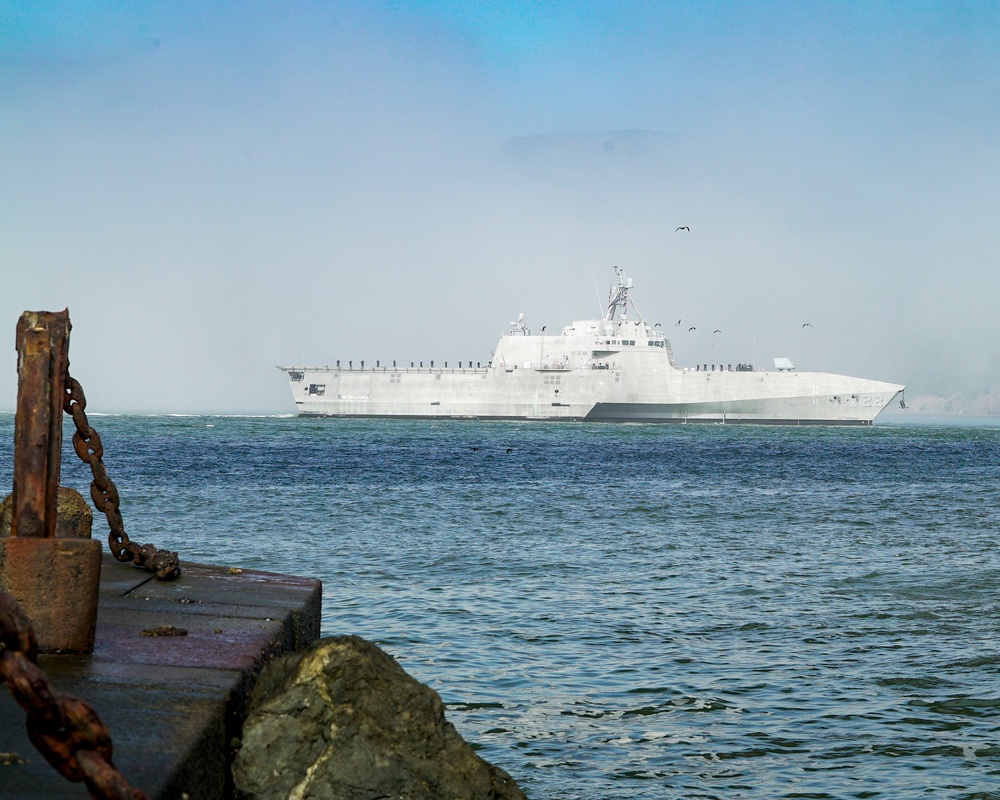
(0, 310), (102, 653)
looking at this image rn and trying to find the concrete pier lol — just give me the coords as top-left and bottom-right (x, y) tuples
(1, 554), (321, 799)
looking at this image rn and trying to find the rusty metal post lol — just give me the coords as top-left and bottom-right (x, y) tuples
(11, 310), (70, 538)
(0, 310), (102, 653)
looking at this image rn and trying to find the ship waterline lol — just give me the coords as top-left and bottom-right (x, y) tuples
(279, 268), (904, 426)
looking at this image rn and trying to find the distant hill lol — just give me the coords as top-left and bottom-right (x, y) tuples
(904, 385), (1000, 416)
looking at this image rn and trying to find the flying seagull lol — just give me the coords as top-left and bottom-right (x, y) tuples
(713, 329), (721, 333)
(541, 326), (546, 331)
(676, 319), (682, 326)
(654, 322), (661, 328)
(688, 326), (696, 332)
(802, 323), (813, 328)
(676, 226), (690, 231)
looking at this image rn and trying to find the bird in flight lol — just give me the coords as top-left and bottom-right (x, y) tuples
(802, 323), (813, 328)
(654, 322), (661, 328)
(713, 329), (721, 334)
(688, 326), (697, 332)
(676, 226), (690, 231)
(676, 319), (682, 326)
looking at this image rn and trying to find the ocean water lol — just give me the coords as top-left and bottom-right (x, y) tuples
(2, 414), (999, 799)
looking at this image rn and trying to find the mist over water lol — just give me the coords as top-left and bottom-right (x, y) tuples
(3, 413), (997, 798)
(3, 3), (1000, 414)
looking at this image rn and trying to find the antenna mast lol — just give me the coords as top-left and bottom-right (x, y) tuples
(606, 266), (646, 322)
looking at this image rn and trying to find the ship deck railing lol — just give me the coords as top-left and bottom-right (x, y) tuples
(297, 366), (493, 373)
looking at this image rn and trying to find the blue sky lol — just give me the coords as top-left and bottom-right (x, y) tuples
(2, 1), (998, 412)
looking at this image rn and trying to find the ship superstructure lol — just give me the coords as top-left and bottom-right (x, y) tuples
(278, 267), (904, 425)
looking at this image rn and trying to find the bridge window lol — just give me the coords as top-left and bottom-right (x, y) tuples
(288, 371), (304, 381)
(308, 384), (326, 396)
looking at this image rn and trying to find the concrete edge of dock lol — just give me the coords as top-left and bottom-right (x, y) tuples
(1, 553), (322, 799)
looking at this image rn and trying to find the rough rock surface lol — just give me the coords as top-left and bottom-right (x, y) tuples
(233, 635), (527, 800)
(0, 487), (93, 538)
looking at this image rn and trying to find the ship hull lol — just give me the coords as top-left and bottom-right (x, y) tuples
(585, 402), (880, 426)
(283, 366), (903, 426)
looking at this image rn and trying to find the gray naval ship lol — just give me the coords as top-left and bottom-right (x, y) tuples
(279, 267), (904, 425)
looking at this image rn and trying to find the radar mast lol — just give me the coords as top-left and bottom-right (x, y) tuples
(606, 266), (647, 323)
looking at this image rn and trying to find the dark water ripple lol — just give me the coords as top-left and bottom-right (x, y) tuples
(2, 414), (1000, 799)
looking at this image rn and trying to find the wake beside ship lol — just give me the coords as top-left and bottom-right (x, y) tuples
(278, 268), (904, 425)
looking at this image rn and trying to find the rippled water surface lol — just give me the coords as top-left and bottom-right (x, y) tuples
(3, 415), (999, 799)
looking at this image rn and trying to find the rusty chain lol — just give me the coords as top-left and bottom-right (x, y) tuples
(63, 374), (181, 581)
(1, 590), (150, 799)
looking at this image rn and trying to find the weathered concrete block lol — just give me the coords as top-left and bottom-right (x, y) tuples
(0, 487), (98, 653)
(0, 536), (102, 653)
(233, 635), (526, 800)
